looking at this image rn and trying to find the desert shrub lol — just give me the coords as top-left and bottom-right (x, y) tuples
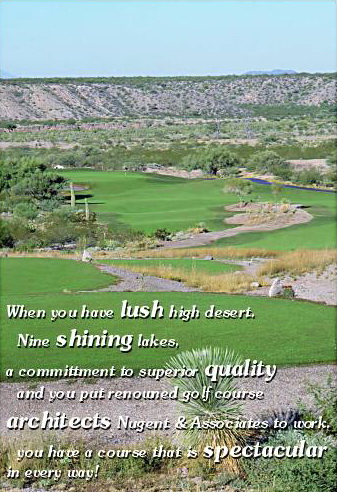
(38, 198), (62, 212)
(153, 228), (171, 240)
(0, 219), (14, 248)
(280, 285), (295, 299)
(223, 178), (253, 204)
(293, 168), (324, 186)
(13, 202), (39, 220)
(5, 218), (37, 247)
(248, 150), (292, 180)
(0, 435), (173, 489)
(243, 429), (336, 492)
(299, 376), (337, 437)
(248, 150), (283, 172)
(324, 168), (337, 187)
(326, 153), (336, 167)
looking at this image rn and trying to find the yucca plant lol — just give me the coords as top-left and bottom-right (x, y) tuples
(166, 347), (249, 474)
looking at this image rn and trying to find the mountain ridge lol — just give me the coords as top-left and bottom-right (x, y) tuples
(244, 69), (297, 75)
(0, 73), (335, 121)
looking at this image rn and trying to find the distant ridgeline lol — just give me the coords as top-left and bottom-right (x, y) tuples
(0, 73), (335, 121)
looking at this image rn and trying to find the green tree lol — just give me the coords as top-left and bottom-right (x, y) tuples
(0, 157), (65, 207)
(249, 150), (291, 180)
(0, 219), (14, 247)
(223, 178), (253, 205)
(326, 153), (336, 167)
(182, 147), (241, 175)
(293, 168), (324, 186)
(203, 147), (241, 175)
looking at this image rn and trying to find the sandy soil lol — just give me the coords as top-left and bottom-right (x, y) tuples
(159, 205), (313, 249)
(0, 141), (77, 149)
(144, 166), (204, 179)
(287, 158), (329, 172)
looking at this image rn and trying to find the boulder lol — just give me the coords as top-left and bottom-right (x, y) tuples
(82, 249), (93, 263)
(203, 255), (214, 260)
(268, 277), (283, 297)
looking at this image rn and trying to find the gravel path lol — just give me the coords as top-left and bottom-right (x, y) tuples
(0, 365), (334, 447)
(88, 264), (199, 292)
(93, 259), (336, 305)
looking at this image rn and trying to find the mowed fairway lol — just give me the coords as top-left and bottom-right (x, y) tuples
(1, 258), (117, 296)
(62, 170), (231, 233)
(61, 171), (336, 250)
(1, 258), (335, 380)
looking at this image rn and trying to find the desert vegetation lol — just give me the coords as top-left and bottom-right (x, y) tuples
(0, 73), (335, 120)
(258, 249), (336, 276)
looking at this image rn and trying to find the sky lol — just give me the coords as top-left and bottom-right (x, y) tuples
(0, 0), (336, 78)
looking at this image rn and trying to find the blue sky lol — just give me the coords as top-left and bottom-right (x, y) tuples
(0, 0), (336, 77)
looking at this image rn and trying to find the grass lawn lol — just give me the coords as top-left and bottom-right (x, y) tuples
(100, 258), (240, 275)
(1, 257), (335, 380)
(1, 291), (335, 380)
(61, 171), (336, 250)
(1, 258), (117, 296)
(0, 258), (335, 379)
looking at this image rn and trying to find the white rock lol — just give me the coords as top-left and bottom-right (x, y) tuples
(268, 277), (283, 297)
(82, 249), (92, 262)
(250, 281), (260, 288)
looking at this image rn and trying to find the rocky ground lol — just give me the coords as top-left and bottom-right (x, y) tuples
(0, 365), (335, 447)
(247, 263), (337, 306)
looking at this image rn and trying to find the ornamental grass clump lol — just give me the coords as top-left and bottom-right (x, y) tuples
(166, 347), (249, 474)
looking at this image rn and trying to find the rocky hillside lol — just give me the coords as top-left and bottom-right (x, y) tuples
(0, 73), (335, 121)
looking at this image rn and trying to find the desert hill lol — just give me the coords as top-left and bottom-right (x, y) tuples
(0, 73), (335, 121)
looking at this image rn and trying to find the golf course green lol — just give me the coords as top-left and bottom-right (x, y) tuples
(1, 172), (335, 382)
(61, 170), (336, 250)
(1, 257), (335, 381)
